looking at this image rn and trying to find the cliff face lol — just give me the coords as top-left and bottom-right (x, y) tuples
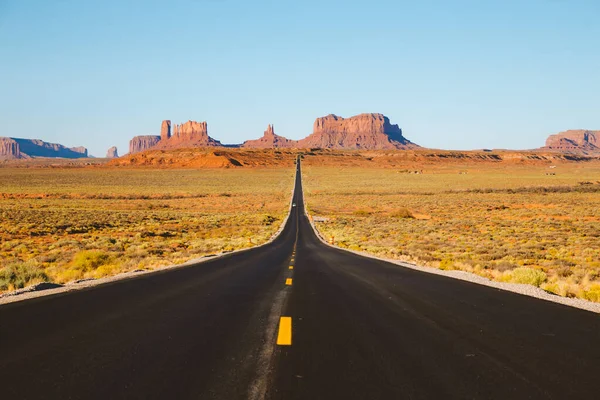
(106, 146), (119, 158)
(242, 124), (298, 148)
(129, 135), (161, 154)
(9, 138), (88, 158)
(0, 137), (21, 159)
(544, 130), (600, 154)
(298, 113), (419, 149)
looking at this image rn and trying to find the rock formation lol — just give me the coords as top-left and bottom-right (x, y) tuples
(242, 124), (298, 148)
(161, 120), (171, 141)
(543, 130), (600, 154)
(106, 146), (119, 158)
(129, 135), (161, 154)
(154, 120), (221, 149)
(297, 113), (419, 149)
(70, 146), (89, 157)
(0, 137), (21, 159)
(128, 120), (221, 154)
(0, 138), (88, 159)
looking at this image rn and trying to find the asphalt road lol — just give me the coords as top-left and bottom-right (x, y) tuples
(1, 160), (599, 400)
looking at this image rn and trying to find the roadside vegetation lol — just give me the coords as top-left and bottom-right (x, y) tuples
(302, 161), (600, 303)
(0, 168), (293, 292)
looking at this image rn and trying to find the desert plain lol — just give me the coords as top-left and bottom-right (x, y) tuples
(1, 148), (599, 304)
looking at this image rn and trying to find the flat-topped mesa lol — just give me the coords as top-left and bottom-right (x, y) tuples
(544, 130), (600, 154)
(0, 137), (21, 159)
(153, 120), (221, 149)
(242, 124), (298, 148)
(12, 138), (88, 158)
(1, 138), (89, 159)
(106, 146), (119, 158)
(129, 135), (161, 154)
(298, 113), (419, 149)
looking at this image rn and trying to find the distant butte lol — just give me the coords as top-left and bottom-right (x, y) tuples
(242, 124), (298, 148)
(298, 113), (419, 150)
(541, 130), (600, 155)
(0, 137), (88, 160)
(153, 120), (222, 149)
(106, 146), (119, 159)
(129, 135), (160, 154)
(128, 119), (221, 154)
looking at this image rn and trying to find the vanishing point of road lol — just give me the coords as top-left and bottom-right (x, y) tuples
(1, 160), (599, 399)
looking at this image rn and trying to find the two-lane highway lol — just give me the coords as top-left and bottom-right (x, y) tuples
(1, 160), (599, 399)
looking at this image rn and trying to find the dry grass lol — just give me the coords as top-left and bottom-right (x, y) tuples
(0, 168), (294, 292)
(302, 160), (600, 302)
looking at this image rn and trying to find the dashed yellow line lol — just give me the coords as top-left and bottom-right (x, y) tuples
(277, 317), (292, 345)
(285, 278), (293, 285)
(289, 265), (294, 270)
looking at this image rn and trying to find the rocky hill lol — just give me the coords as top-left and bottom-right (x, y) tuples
(0, 137), (88, 159)
(542, 130), (600, 155)
(242, 125), (298, 148)
(109, 148), (297, 168)
(297, 113), (419, 149)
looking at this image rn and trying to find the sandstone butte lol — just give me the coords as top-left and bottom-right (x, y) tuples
(106, 146), (119, 159)
(542, 130), (600, 155)
(298, 113), (419, 149)
(0, 137), (88, 160)
(128, 120), (221, 154)
(242, 124), (298, 148)
(129, 135), (160, 154)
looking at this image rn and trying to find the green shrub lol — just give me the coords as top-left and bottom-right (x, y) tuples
(0, 261), (50, 291)
(508, 267), (547, 287)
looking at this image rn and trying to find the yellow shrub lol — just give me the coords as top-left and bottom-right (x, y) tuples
(505, 267), (547, 287)
(581, 284), (600, 302)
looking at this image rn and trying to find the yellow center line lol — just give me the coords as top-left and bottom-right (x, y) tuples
(277, 317), (292, 345)
(285, 278), (293, 285)
(289, 265), (294, 270)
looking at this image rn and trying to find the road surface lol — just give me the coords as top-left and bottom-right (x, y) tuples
(1, 160), (599, 399)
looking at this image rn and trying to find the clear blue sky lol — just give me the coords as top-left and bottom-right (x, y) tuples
(1, 0), (599, 156)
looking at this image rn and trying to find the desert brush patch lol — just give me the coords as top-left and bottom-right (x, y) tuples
(0, 168), (293, 292)
(303, 161), (600, 302)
